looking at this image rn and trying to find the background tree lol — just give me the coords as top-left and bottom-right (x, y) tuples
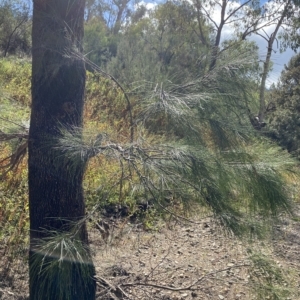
(84, 0), (137, 33)
(106, 0), (211, 84)
(267, 53), (300, 157)
(193, 0), (300, 126)
(256, 0), (298, 124)
(29, 0), (95, 299)
(278, 0), (300, 51)
(84, 17), (112, 68)
(0, 0), (31, 57)
(194, 0), (261, 70)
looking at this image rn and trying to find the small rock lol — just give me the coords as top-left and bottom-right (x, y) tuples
(191, 291), (198, 297)
(218, 295), (225, 300)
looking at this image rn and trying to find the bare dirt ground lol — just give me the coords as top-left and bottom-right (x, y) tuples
(1, 211), (300, 300)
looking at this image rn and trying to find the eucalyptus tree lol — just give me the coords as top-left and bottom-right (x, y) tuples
(192, 0), (300, 128)
(0, 0), (31, 56)
(84, 0), (139, 33)
(107, 0), (211, 84)
(84, 0), (144, 67)
(192, 0), (262, 70)
(29, 0), (95, 299)
(255, 0), (299, 125)
(279, 0), (300, 50)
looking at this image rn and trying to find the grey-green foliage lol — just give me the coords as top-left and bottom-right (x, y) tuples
(106, 0), (211, 85)
(267, 53), (300, 157)
(56, 40), (296, 237)
(136, 42), (259, 137)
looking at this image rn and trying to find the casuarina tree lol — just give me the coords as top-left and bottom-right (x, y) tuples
(28, 0), (96, 299)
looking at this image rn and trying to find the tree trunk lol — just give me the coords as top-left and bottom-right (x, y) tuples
(258, 38), (272, 124)
(209, 0), (226, 71)
(209, 23), (223, 71)
(258, 0), (291, 124)
(113, 0), (129, 34)
(28, 0), (96, 299)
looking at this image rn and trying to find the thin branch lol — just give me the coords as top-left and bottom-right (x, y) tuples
(96, 276), (131, 299)
(120, 264), (250, 291)
(201, 5), (219, 29)
(224, 0), (252, 23)
(69, 51), (135, 143)
(0, 132), (28, 141)
(0, 116), (28, 129)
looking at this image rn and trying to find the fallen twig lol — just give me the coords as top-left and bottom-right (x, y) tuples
(120, 264), (250, 292)
(96, 276), (131, 299)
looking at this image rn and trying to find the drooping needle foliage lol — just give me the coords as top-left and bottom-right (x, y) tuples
(54, 43), (296, 236)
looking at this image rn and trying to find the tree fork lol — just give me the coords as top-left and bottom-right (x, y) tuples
(28, 0), (96, 299)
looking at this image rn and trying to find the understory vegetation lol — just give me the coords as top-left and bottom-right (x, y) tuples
(1, 0), (300, 299)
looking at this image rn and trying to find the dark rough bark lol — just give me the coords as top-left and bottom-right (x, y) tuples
(28, 0), (96, 299)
